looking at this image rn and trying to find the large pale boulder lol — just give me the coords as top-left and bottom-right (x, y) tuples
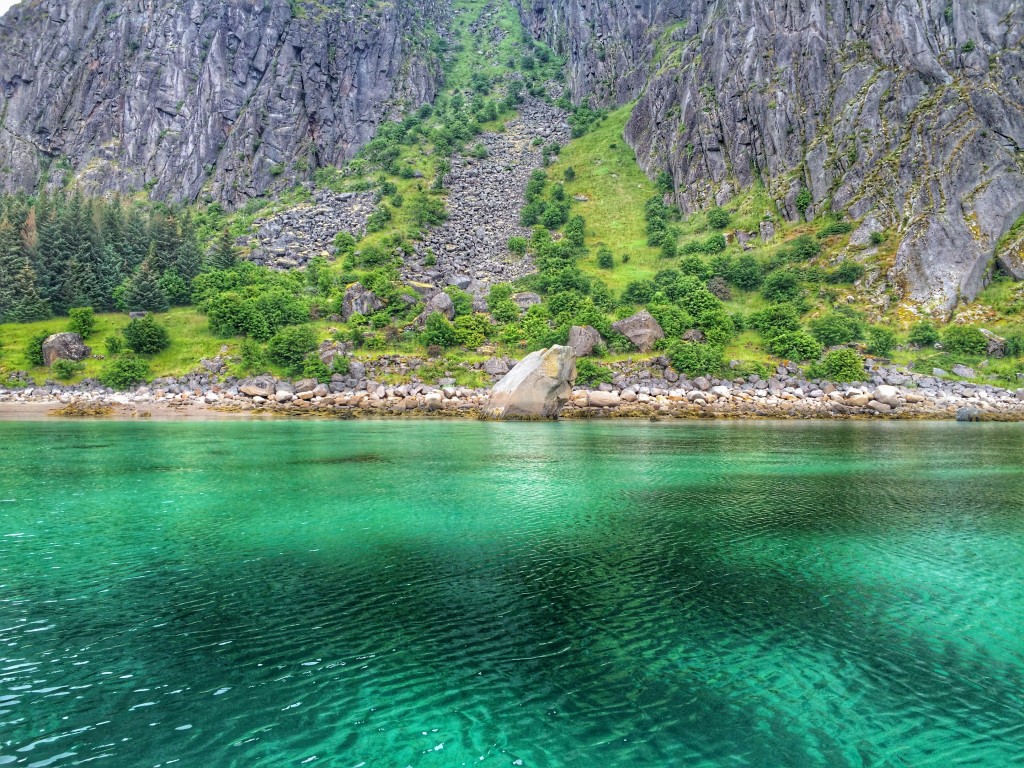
(484, 345), (576, 419)
(239, 376), (276, 397)
(341, 283), (384, 320)
(42, 333), (91, 366)
(612, 310), (664, 352)
(567, 325), (603, 357)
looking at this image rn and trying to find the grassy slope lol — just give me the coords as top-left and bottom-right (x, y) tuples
(0, 309), (229, 384)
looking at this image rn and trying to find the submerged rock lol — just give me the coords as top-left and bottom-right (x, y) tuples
(484, 345), (576, 419)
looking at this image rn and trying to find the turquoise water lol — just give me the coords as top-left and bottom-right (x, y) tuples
(1, 420), (1023, 768)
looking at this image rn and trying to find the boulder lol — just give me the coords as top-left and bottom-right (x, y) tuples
(239, 375), (276, 398)
(588, 390), (621, 407)
(567, 325), (603, 357)
(952, 364), (976, 379)
(41, 333), (91, 367)
(956, 406), (983, 422)
(980, 329), (1006, 357)
(872, 384), (900, 407)
(612, 310), (665, 352)
(484, 345), (576, 419)
(341, 282), (384, 320)
(483, 357), (509, 376)
(681, 328), (706, 343)
(511, 291), (542, 310)
(417, 291), (456, 324)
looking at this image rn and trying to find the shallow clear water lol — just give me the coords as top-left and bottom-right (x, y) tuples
(1, 420), (1023, 768)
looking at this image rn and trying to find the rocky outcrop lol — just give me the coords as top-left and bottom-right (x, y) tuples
(612, 310), (664, 352)
(241, 191), (375, 268)
(484, 344), (576, 419)
(519, 0), (1024, 312)
(567, 325), (602, 357)
(41, 333), (90, 366)
(0, 0), (446, 206)
(341, 282), (383, 320)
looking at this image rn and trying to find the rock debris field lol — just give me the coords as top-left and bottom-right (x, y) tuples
(404, 97), (571, 290)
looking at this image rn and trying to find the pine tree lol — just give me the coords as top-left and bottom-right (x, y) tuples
(124, 256), (169, 313)
(173, 211), (203, 280)
(6, 264), (51, 323)
(122, 207), (150, 272)
(210, 228), (237, 270)
(0, 216), (49, 322)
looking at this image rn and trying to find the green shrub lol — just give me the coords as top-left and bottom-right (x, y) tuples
(410, 193), (448, 227)
(508, 236), (528, 256)
(444, 286), (474, 317)
(302, 355), (331, 383)
(333, 231), (357, 256)
(806, 348), (866, 382)
(491, 299), (521, 323)
(908, 321), (940, 348)
(943, 325), (987, 355)
(866, 326), (897, 357)
(100, 353), (150, 390)
(422, 312), (457, 348)
(665, 340), (725, 377)
(727, 254), (764, 290)
(869, 231), (885, 246)
(331, 355), (351, 375)
(575, 358), (613, 386)
(706, 207), (730, 229)
(104, 335), (124, 356)
(268, 325), (318, 373)
(239, 337), (266, 373)
(123, 315), (171, 354)
(597, 247), (614, 269)
(827, 261), (865, 284)
(564, 167), (576, 182)
(25, 331), (49, 367)
(454, 314), (491, 348)
(750, 303), (801, 339)
(816, 221), (853, 239)
(795, 187), (812, 218)
(809, 313), (862, 347)
(767, 330), (823, 361)
(52, 359), (85, 380)
(784, 235), (822, 261)
(1004, 332), (1024, 358)
(761, 270), (802, 303)
(68, 307), (96, 338)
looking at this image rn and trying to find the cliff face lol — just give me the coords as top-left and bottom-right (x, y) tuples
(520, 0), (1024, 312)
(0, 0), (445, 206)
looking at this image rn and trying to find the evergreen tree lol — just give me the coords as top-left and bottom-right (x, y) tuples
(122, 207), (151, 272)
(149, 212), (180, 272)
(210, 229), (237, 270)
(0, 216), (49, 322)
(6, 264), (50, 322)
(124, 256), (169, 313)
(173, 211), (203, 280)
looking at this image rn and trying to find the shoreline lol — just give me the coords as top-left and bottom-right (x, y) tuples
(1, 387), (1023, 423)
(3, 358), (1024, 423)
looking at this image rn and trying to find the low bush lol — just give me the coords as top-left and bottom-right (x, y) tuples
(664, 340), (725, 377)
(767, 330), (823, 361)
(67, 307), (96, 338)
(100, 353), (150, 390)
(123, 315), (171, 354)
(806, 348), (866, 382)
(943, 325), (987, 356)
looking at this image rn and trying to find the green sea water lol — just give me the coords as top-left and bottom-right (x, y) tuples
(1, 420), (1022, 767)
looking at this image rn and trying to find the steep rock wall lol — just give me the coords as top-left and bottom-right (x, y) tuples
(519, 0), (1024, 312)
(0, 0), (446, 206)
